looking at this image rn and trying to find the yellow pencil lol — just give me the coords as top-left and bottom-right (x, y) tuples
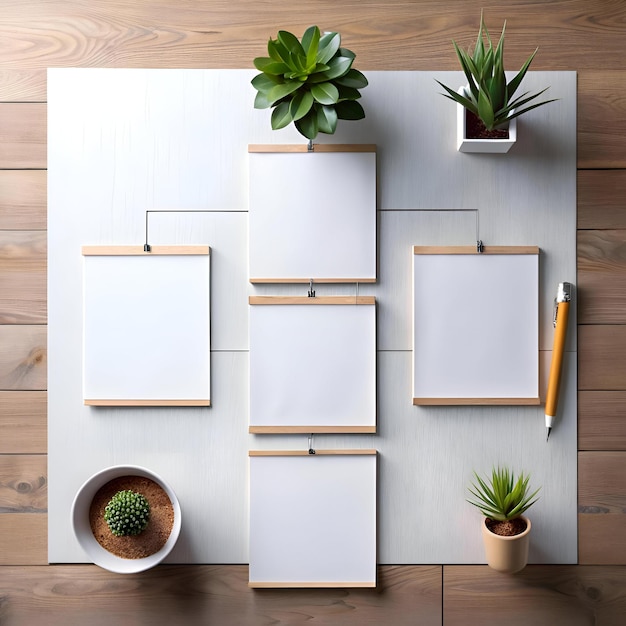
(545, 282), (572, 441)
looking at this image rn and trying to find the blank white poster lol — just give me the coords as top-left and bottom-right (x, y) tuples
(249, 451), (377, 588)
(249, 297), (376, 432)
(248, 147), (377, 282)
(82, 246), (211, 405)
(413, 247), (539, 404)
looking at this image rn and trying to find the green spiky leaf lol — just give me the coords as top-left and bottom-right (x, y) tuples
(467, 467), (540, 521)
(437, 13), (557, 130)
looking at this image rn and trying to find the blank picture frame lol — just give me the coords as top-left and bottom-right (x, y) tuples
(248, 450), (377, 588)
(82, 246), (211, 406)
(248, 145), (377, 283)
(249, 296), (376, 433)
(413, 246), (540, 405)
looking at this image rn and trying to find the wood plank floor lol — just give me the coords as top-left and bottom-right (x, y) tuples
(1, 1), (625, 624)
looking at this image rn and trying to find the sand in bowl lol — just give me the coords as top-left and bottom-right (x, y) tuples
(89, 475), (174, 559)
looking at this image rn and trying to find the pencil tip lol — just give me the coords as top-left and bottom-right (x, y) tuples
(546, 427), (551, 442)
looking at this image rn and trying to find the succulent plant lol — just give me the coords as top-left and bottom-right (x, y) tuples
(436, 13), (557, 131)
(251, 25), (368, 141)
(467, 466), (540, 521)
(104, 490), (150, 537)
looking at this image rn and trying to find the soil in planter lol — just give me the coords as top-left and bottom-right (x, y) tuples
(486, 517), (527, 537)
(89, 476), (174, 559)
(466, 110), (509, 140)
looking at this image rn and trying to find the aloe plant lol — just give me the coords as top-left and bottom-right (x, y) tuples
(436, 14), (556, 131)
(251, 26), (368, 140)
(467, 467), (540, 521)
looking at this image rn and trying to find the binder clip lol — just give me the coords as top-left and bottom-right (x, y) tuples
(308, 434), (316, 455)
(308, 278), (316, 298)
(476, 240), (484, 253)
(307, 139), (314, 152)
(144, 243), (151, 252)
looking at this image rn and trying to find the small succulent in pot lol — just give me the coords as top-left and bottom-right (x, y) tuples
(467, 466), (540, 536)
(104, 489), (150, 537)
(436, 13), (557, 135)
(251, 25), (368, 141)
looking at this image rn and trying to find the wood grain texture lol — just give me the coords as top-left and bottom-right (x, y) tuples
(578, 391), (626, 451)
(249, 296), (375, 305)
(0, 391), (47, 453)
(249, 426), (377, 434)
(577, 230), (626, 324)
(579, 452), (626, 564)
(413, 245), (539, 254)
(248, 144), (376, 153)
(0, 455), (47, 513)
(0, 171), (47, 230)
(0, 0), (623, 614)
(0, 69), (46, 102)
(0, 326), (47, 391)
(249, 449), (377, 456)
(579, 452), (626, 513)
(82, 245), (210, 255)
(0, 514), (46, 565)
(0, 1), (625, 75)
(578, 452), (626, 520)
(579, 515), (626, 565)
(578, 325), (626, 391)
(0, 564), (442, 626)
(578, 71), (626, 169)
(0, 103), (46, 169)
(0, 231), (46, 324)
(444, 565), (626, 626)
(578, 170), (626, 230)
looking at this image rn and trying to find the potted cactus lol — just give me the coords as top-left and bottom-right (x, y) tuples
(72, 465), (181, 573)
(251, 25), (368, 143)
(436, 13), (557, 153)
(467, 466), (540, 573)
(104, 489), (151, 537)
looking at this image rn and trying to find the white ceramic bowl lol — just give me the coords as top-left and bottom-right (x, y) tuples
(71, 465), (182, 574)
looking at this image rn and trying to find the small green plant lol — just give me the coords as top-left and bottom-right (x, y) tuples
(251, 25), (368, 141)
(104, 490), (150, 537)
(436, 13), (556, 131)
(467, 466), (540, 521)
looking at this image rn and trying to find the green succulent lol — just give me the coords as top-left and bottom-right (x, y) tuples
(467, 466), (540, 521)
(436, 13), (557, 130)
(104, 490), (150, 537)
(251, 25), (368, 141)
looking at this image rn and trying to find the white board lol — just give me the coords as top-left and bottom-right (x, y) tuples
(48, 69), (577, 567)
(249, 296), (376, 433)
(248, 145), (377, 283)
(413, 246), (539, 404)
(82, 246), (211, 406)
(249, 450), (377, 588)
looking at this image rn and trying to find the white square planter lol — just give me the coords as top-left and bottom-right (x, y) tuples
(456, 88), (516, 153)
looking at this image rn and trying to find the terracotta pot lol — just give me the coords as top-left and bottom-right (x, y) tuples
(481, 515), (531, 573)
